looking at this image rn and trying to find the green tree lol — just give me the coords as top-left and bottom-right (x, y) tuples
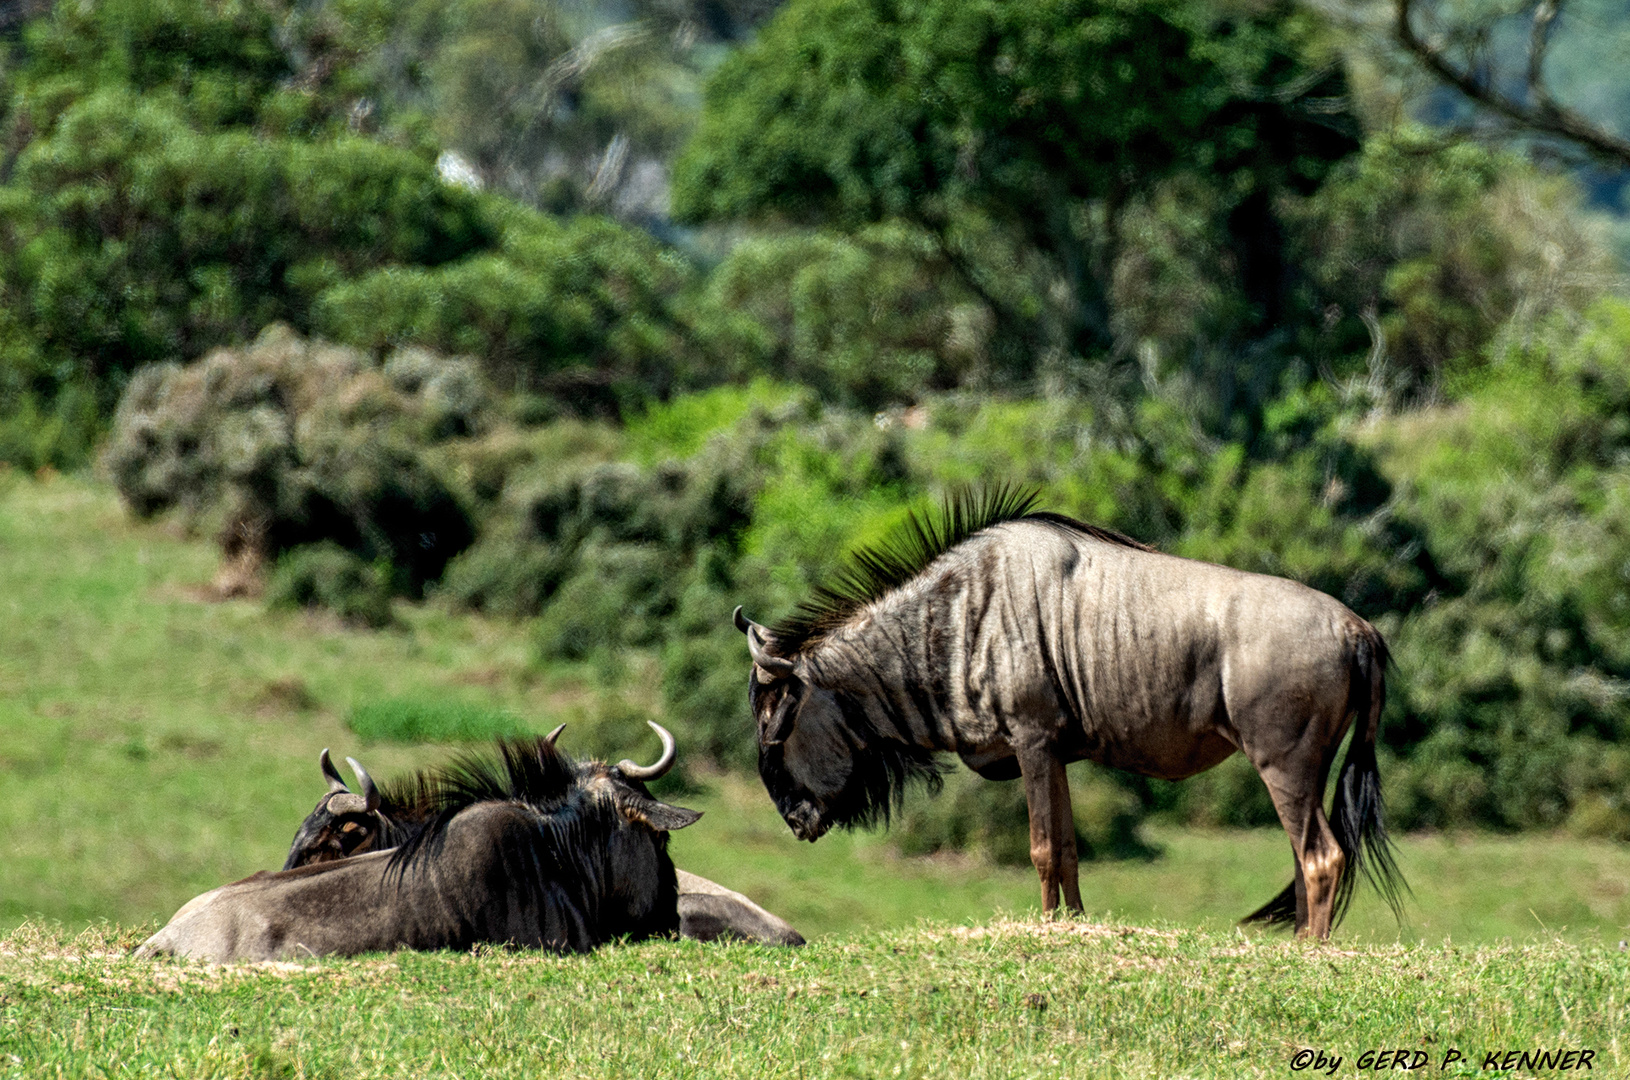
(0, 90), (490, 395)
(353, 0), (786, 216)
(672, 0), (1362, 413)
(0, 0), (714, 467)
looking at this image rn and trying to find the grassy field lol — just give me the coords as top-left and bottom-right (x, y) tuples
(3, 470), (1630, 1077)
(4, 919), (1625, 1079)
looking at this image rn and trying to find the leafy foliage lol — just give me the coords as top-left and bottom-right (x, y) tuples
(102, 325), (481, 597)
(0, 92), (490, 392)
(266, 542), (396, 629)
(1284, 129), (1620, 387)
(672, 0), (1365, 412)
(688, 223), (988, 410)
(0, 0), (704, 469)
(347, 0), (785, 216)
(1374, 301), (1630, 835)
(314, 207), (699, 409)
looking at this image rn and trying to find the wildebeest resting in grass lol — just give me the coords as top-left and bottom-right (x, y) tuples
(735, 488), (1407, 939)
(137, 727), (704, 961)
(281, 728), (805, 947)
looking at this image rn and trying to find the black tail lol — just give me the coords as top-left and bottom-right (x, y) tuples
(1243, 628), (1408, 930)
(1241, 879), (1298, 927)
(1329, 631), (1408, 926)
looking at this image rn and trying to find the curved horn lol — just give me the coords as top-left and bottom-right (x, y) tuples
(545, 723), (566, 746)
(345, 756), (381, 815)
(746, 627), (796, 678)
(320, 748), (349, 794)
(617, 720), (677, 782)
(736, 607), (796, 677)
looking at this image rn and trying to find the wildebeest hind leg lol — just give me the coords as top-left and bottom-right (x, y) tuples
(1255, 763), (1344, 939)
(1017, 749), (1082, 916)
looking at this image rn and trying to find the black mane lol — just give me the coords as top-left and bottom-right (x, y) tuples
(387, 738), (581, 876)
(769, 485), (1152, 653)
(832, 690), (947, 829)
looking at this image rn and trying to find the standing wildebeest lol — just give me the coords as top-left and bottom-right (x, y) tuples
(136, 727), (702, 961)
(735, 489), (1406, 939)
(284, 726), (805, 946)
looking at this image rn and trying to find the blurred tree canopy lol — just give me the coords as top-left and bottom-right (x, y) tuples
(672, 0), (1365, 426)
(0, 0), (709, 467)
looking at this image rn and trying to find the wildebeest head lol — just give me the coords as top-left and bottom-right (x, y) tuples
(281, 748), (393, 869)
(283, 723), (699, 871)
(736, 606), (894, 843)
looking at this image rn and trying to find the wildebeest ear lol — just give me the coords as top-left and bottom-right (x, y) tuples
(762, 686), (799, 746)
(615, 792), (703, 831)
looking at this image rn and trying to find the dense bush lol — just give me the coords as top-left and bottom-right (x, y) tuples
(266, 542), (396, 629)
(673, 0), (1366, 416)
(0, 92), (490, 391)
(1373, 301), (1630, 835)
(102, 325), (480, 596)
(0, 0), (713, 470)
(314, 208), (700, 410)
(689, 224), (987, 410)
(1283, 129), (1620, 392)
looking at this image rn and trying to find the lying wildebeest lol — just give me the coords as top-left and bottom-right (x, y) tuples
(735, 488), (1406, 939)
(285, 727), (804, 947)
(137, 727), (703, 961)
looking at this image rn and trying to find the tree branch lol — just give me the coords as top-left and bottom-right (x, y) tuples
(1394, 0), (1630, 170)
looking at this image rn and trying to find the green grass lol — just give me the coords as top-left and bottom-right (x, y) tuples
(3, 919), (1625, 1078)
(347, 697), (530, 743)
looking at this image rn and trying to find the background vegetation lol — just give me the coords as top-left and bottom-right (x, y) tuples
(2, 0), (1630, 919)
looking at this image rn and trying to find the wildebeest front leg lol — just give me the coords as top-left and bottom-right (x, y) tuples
(1017, 748), (1082, 916)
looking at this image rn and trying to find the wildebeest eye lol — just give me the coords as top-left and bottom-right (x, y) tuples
(333, 819), (376, 853)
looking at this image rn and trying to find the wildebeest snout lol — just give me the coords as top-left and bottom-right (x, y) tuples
(783, 802), (826, 842)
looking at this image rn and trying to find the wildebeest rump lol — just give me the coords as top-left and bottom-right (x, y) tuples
(670, 870), (804, 946)
(735, 488), (1406, 939)
(136, 730), (701, 961)
(284, 729), (805, 947)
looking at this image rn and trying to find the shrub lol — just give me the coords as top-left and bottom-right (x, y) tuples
(103, 324), (480, 601)
(313, 209), (701, 414)
(1284, 129), (1617, 392)
(0, 92), (491, 400)
(266, 543), (395, 629)
(673, 0), (1364, 404)
(1370, 301), (1630, 829)
(688, 224), (987, 409)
